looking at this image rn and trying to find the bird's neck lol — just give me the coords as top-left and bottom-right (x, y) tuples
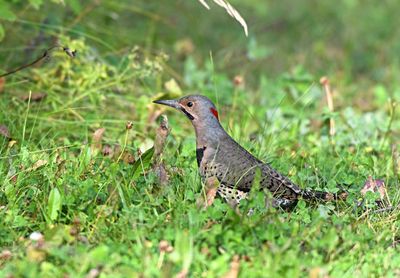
(193, 120), (229, 149)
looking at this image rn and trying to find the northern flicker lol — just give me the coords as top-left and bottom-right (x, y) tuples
(154, 95), (346, 210)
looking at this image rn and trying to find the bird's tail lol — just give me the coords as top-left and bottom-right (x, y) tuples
(300, 189), (348, 202)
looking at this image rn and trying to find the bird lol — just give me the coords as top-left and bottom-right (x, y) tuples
(153, 95), (347, 210)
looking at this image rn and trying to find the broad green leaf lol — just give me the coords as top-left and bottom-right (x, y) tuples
(0, 1), (17, 21)
(131, 146), (154, 179)
(48, 187), (62, 221)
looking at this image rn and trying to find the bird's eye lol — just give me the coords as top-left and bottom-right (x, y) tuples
(187, 101), (193, 107)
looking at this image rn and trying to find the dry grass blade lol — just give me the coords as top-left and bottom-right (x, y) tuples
(198, 0), (210, 9)
(320, 76), (335, 143)
(197, 0), (248, 36)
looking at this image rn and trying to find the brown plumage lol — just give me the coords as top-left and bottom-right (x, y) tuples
(154, 95), (346, 210)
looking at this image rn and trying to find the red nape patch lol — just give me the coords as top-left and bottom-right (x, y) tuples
(210, 108), (219, 120)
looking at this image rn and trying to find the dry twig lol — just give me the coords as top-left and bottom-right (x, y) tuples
(0, 44), (76, 78)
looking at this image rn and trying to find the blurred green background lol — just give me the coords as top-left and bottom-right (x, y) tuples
(2, 0), (400, 93)
(1, 1), (400, 277)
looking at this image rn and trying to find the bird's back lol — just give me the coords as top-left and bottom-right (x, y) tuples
(199, 134), (301, 206)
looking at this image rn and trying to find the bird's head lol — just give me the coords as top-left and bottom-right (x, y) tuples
(153, 95), (220, 126)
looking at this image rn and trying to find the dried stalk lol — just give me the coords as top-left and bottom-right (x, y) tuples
(0, 44), (76, 78)
(320, 76), (335, 141)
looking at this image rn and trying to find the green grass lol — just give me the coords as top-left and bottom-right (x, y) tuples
(1, 1), (400, 277)
(1, 38), (399, 277)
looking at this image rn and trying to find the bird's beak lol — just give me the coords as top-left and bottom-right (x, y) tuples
(153, 99), (180, 109)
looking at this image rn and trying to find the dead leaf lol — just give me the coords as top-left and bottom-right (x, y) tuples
(233, 75), (244, 87)
(176, 270), (188, 278)
(360, 177), (387, 199)
(126, 121), (133, 130)
(86, 268), (101, 278)
(0, 124), (10, 139)
(152, 115), (170, 185)
(122, 151), (135, 164)
(222, 255), (240, 278)
(91, 128), (105, 154)
(54, 152), (66, 177)
(153, 163), (169, 185)
(21, 92), (47, 102)
(102, 144), (113, 157)
(206, 187), (218, 207)
(0, 77), (5, 93)
(0, 250), (12, 261)
(92, 128), (105, 144)
(111, 144), (136, 164)
(197, 177), (219, 208)
(32, 160), (48, 171)
(309, 267), (328, 278)
(154, 115), (170, 160)
(26, 160), (48, 172)
(360, 176), (391, 208)
(159, 240), (174, 253)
